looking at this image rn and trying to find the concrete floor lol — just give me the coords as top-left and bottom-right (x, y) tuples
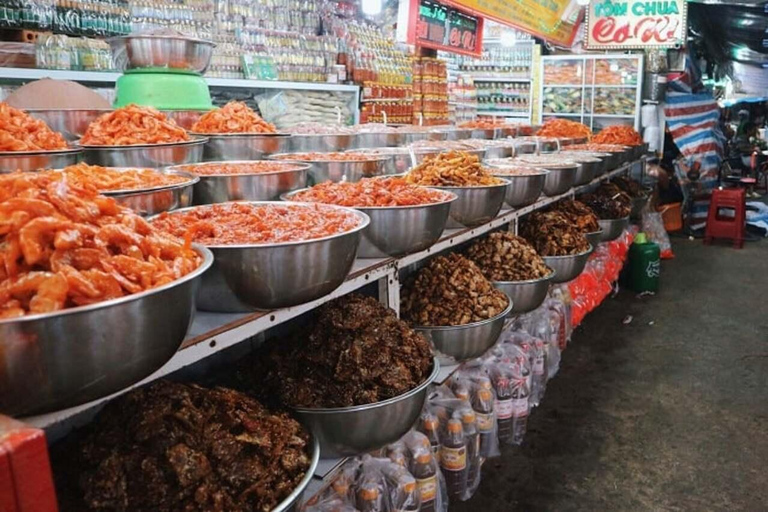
(453, 236), (768, 512)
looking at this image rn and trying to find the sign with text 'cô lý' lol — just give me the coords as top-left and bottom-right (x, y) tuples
(585, 0), (688, 49)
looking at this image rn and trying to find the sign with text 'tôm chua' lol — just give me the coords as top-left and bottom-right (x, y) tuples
(586, 0), (688, 49)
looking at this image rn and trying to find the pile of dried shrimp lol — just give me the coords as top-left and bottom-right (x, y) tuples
(0, 102), (68, 151)
(191, 101), (277, 134)
(80, 105), (190, 146)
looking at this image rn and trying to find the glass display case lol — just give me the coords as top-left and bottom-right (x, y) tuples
(539, 54), (643, 131)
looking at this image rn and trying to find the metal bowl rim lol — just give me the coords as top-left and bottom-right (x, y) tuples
(586, 228), (604, 236)
(167, 161), (311, 177)
(424, 178), (511, 190)
(281, 187), (458, 210)
(491, 267), (556, 285)
(76, 136), (209, 150)
(0, 245), (212, 326)
(108, 34), (216, 47)
(50, 167), (201, 195)
(541, 244), (594, 260)
(272, 435), (320, 512)
(293, 359), (440, 413)
(24, 107), (113, 113)
(0, 148), (82, 156)
(598, 215), (631, 222)
(269, 153), (390, 164)
(411, 292), (513, 331)
(188, 131), (291, 139)
(151, 201), (371, 249)
(487, 167), (550, 178)
(288, 132), (356, 138)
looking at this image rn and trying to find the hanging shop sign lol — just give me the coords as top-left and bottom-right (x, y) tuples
(585, 0), (688, 49)
(442, 0), (580, 47)
(404, 0), (484, 57)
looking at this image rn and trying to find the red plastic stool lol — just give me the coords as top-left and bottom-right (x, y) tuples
(704, 187), (746, 248)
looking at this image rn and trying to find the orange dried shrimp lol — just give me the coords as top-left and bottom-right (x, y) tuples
(0, 102), (68, 151)
(458, 119), (508, 130)
(272, 152), (382, 162)
(405, 151), (505, 187)
(537, 118), (592, 140)
(592, 125), (643, 146)
(191, 101), (276, 134)
(0, 171), (202, 319)
(80, 104), (190, 146)
(569, 143), (628, 152)
(178, 161), (304, 176)
(60, 163), (189, 192)
(151, 203), (361, 246)
(289, 177), (452, 207)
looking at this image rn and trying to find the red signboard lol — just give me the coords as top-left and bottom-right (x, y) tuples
(405, 0), (484, 57)
(585, 0), (688, 49)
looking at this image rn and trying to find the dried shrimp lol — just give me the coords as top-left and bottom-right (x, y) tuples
(80, 104), (190, 146)
(536, 118), (591, 140)
(151, 202), (362, 246)
(288, 177), (453, 207)
(272, 152), (382, 162)
(405, 151), (505, 187)
(0, 102), (68, 151)
(177, 161), (304, 176)
(60, 163), (189, 192)
(592, 125), (643, 146)
(191, 101), (277, 134)
(0, 171), (202, 319)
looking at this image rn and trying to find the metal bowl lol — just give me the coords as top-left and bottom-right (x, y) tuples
(0, 148), (81, 173)
(293, 361), (440, 457)
(560, 151), (608, 178)
(283, 188), (456, 258)
(598, 217), (629, 242)
(169, 161), (310, 204)
(354, 131), (404, 148)
(181, 202), (369, 312)
(414, 298), (513, 363)
(492, 271), (555, 314)
(514, 140), (537, 155)
(429, 180), (508, 228)
(488, 169), (547, 208)
(540, 164), (578, 196)
(99, 169), (198, 216)
(78, 137), (207, 168)
(434, 128), (472, 141)
(573, 158), (602, 185)
(269, 154), (390, 185)
(273, 436), (321, 512)
(0, 246), (213, 417)
(585, 228), (603, 248)
(162, 109), (209, 130)
(25, 108), (111, 141)
(542, 245), (593, 283)
(481, 142), (515, 159)
(190, 133), (291, 161)
(469, 128), (498, 140)
(108, 34), (215, 73)
(349, 147), (417, 174)
(289, 134), (357, 152)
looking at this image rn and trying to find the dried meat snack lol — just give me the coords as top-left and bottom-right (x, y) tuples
(550, 200), (600, 233)
(191, 101), (277, 134)
(401, 253), (509, 326)
(578, 183), (632, 219)
(0, 102), (68, 151)
(466, 232), (552, 282)
(53, 381), (312, 512)
(244, 294), (433, 408)
(81, 105), (190, 146)
(519, 211), (590, 256)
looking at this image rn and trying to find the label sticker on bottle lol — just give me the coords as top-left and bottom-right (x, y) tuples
(475, 412), (494, 432)
(512, 397), (529, 417)
(417, 475), (438, 502)
(495, 398), (513, 420)
(440, 446), (467, 471)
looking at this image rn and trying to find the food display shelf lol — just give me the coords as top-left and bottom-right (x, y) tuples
(25, 159), (644, 436)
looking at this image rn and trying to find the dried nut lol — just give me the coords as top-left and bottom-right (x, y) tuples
(466, 232), (552, 281)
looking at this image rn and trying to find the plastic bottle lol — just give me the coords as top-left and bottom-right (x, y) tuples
(472, 380), (495, 458)
(418, 412), (441, 459)
(356, 483), (383, 512)
(411, 450), (437, 512)
(460, 408), (480, 491)
(492, 374), (514, 443)
(441, 418), (467, 502)
(629, 232), (660, 293)
(387, 444), (408, 468)
(511, 376), (530, 445)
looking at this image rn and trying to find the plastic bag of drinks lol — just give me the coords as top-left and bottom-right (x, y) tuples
(449, 364), (501, 460)
(402, 430), (449, 512)
(498, 328), (547, 408)
(513, 307), (562, 381)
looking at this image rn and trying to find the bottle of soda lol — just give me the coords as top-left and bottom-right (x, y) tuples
(440, 418), (467, 502)
(492, 372), (514, 444)
(411, 449), (438, 512)
(472, 378), (495, 458)
(511, 375), (530, 445)
(460, 408), (480, 492)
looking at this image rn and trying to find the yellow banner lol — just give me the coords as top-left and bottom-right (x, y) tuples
(453, 0), (572, 33)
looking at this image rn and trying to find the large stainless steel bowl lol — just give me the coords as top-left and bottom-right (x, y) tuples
(354, 131), (404, 148)
(26, 108), (111, 141)
(585, 228), (603, 248)
(430, 180), (508, 228)
(169, 161), (310, 204)
(481, 142), (515, 159)
(349, 147), (418, 174)
(183, 202), (369, 312)
(0, 148), (81, 173)
(108, 34), (215, 73)
(269, 154), (390, 185)
(414, 297), (512, 363)
(598, 216), (629, 242)
(573, 157), (602, 185)
(99, 169), (198, 216)
(273, 436), (321, 512)
(434, 128), (472, 141)
(0, 246), (213, 417)
(470, 128), (498, 140)
(190, 133), (291, 161)
(542, 245), (593, 283)
(79, 138), (207, 168)
(541, 165), (578, 196)
(488, 169), (547, 208)
(290, 133), (357, 152)
(560, 151), (610, 176)
(399, 131), (430, 144)
(162, 109), (209, 130)
(492, 271), (555, 314)
(514, 139), (537, 155)
(283, 187), (456, 258)
(292, 361), (440, 457)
